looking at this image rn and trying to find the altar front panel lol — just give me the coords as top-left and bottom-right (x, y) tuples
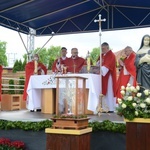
(26, 74), (100, 114)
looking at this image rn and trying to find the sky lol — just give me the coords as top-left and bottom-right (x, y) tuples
(0, 25), (150, 66)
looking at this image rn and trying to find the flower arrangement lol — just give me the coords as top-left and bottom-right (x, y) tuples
(0, 138), (25, 150)
(116, 83), (150, 120)
(53, 114), (87, 119)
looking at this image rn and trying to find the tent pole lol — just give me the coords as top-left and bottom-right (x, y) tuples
(35, 32), (55, 54)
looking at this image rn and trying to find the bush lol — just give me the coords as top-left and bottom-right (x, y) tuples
(18, 76), (25, 94)
(8, 79), (15, 94)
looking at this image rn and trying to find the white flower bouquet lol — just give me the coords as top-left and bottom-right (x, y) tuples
(116, 83), (150, 120)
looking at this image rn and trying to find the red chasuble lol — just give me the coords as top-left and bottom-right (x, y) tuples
(0, 65), (3, 101)
(116, 52), (136, 99)
(65, 57), (86, 73)
(23, 61), (47, 101)
(97, 50), (117, 96)
(52, 57), (68, 72)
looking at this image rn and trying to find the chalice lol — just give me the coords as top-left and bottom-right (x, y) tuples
(63, 66), (67, 74)
(61, 64), (64, 74)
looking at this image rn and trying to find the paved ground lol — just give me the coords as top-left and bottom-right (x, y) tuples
(0, 109), (124, 123)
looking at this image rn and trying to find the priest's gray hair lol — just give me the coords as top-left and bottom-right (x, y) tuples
(125, 46), (133, 51)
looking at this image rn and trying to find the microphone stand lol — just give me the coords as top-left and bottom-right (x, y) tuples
(94, 14), (106, 116)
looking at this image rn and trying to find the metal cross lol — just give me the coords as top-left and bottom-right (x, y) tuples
(94, 14), (106, 115)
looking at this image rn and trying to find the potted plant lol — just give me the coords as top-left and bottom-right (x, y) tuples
(116, 83), (150, 150)
(116, 83), (150, 121)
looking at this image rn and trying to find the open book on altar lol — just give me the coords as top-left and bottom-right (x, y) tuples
(79, 65), (100, 74)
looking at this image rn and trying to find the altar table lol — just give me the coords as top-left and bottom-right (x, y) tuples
(26, 74), (100, 114)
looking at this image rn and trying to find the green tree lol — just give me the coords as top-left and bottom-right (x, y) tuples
(48, 57), (55, 70)
(47, 46), (61, 60)
(13, 58), (26, 72)
(90, 47), (100, 65)
(0, 41), (8, 66)
(34, 48), (49, 65)
(18, 59), (23, 71)
(22, 54), (27, 71)
(21, 46), (62, 70)
(12, 60), (19, 73)
(29, 46), (61, 69)
(22, 59), (27, 71)
(47, 46), (61, 69)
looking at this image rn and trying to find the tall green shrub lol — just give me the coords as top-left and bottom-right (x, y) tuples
(8, 79), (15, 94)
(19, 76), (25, 94)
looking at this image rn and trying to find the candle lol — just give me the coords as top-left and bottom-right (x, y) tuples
(87, 57), (91, 73)
(87, 51), (91, 73)
(34, 60), (38, 74)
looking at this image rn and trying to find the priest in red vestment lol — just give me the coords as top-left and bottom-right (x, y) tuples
(116, 46), (137, 99)
(66, 48), (86, 73)
(23, 54), (47, 102)
(52, 47), (68, 72)
(0, 65), (3, 101)
(97, 42), (117, 112)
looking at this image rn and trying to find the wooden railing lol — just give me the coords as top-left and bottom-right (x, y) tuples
(2, 77), (25, 94)
(1, 71), (26, 110)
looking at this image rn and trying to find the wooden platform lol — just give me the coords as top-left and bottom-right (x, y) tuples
(45, 128), (92, 150)
(45, 127), (92, 135)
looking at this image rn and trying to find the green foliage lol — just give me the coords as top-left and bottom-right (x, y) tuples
(13, 60), (18, 73)
(0, 119), (126, 133)
(47, 46), (62, 69)
(24, 46), (61, 70)
(53, 114), (87, 119)
(48, 57), (55, 70)
(90, 47), (100, 65)
(88, 120), (126, 133)
(13, 60), (19, 73)
(22, 59), (26, 71)
(0, 120), (52, 131)
(13, 59), (24, 72)
(34, 48), (49, 65)
(18, 76), (25, 94)
(0, 41), (8, 66)
(47, 46), (62, 59)
(18, 59), (23, 71)
(8, 79), (15, 94)
(0, 145), (24, 150)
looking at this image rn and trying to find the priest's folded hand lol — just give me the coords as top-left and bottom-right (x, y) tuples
(118, 59), (124, 66)
(38, 66), (41, 70)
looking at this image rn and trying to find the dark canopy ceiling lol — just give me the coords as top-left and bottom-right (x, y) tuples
(0, 0), (150, 36)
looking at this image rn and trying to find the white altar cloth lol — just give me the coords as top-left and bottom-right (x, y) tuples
(27, 74), (100, 113)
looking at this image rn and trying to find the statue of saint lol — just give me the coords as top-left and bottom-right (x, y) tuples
(135, 34), (150, 92)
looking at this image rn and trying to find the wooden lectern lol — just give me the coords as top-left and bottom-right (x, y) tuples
(55, 76), (87, 115)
